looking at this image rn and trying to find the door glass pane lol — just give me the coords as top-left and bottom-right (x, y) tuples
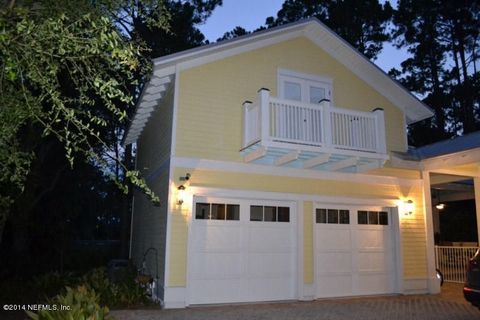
(309, 86), (326, 103)
(211, 203), (225, 220)
(358, 211), (368, 224)
(379, 211), (388, 225)
(277, 207), (290, 222)
(368, 211), (379, 225)
(196, 203), (210, 219)
(339, 210), (350, 224)
(226, 204), (240, 221)
(264, 206), (277, 222)
(250, 206), (263, 221)
(327, 209), (339, 224)
(284, 81), (301, 101)
(316, 209), (327, 223)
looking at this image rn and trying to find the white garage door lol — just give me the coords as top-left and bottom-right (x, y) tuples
(188, 197), (296, 305)
(315, 205), (395, 298)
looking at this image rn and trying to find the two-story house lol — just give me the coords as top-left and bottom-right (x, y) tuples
(123, 18), (444, 308)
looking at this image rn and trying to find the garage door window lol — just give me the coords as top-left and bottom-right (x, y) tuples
(250, 205), (290, 222)
(316, 208), (349, 224)
(357, 210), (388, 225)
(195, 203), (240, 220)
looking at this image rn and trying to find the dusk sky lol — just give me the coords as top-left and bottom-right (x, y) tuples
(198, 0), (410, 73)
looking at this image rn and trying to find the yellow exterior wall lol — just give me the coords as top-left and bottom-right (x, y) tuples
(175, 37), (407, 162)
(167, 167), (428, 287)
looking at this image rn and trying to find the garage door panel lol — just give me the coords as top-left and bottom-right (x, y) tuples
(357, 273), (392, 294)
(189, 279), (247, 304)
(357, 251), (390, 272)
(189, 199), (296, 305)
(316, 229), (351, 250)
(356, 229), (389, 249)
(248, 226), (292, 253)
(316, 252), (352, 273)
(248, 252), (293, 277)
(190, 252), (243, 279)
(315, 206), (395, 298)
(248, 277), (294, 301)
(317, 274), (353, 297)
(192, 224), (243, 251)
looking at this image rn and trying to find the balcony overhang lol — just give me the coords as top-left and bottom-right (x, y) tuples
(241, 143), (388, 173)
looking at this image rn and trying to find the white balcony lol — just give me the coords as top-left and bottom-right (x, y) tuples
(241, 89), (389, 172)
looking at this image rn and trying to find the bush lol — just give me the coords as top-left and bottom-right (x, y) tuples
(26, 285), (111, 320)
(33, 271), (77, 300)
(82, 265), (149, 308)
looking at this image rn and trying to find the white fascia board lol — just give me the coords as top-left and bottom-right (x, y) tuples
(173, 156), (423, 187)
(145, 84), (166, 94)
(152, 22), (308, 69)
(136, 106), (155, 115)
(142, 92), (163, 102)
(150, 75), (173, 86)
(133, 112), (152, 121)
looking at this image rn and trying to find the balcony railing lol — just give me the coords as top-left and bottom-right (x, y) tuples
(242, 89), (387, 155)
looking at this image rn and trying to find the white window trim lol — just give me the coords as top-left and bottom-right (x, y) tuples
(277, 68), (333, 103)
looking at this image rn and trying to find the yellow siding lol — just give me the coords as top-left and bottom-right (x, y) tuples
(175, 37), (406, 162)
(400, 185), (428, 278)
(303, 201), (314, 284)
(166, 167), (428, 286)
(167, 207), (188, 286)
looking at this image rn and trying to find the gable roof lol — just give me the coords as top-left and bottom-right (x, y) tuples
(123, 18), (434, 145)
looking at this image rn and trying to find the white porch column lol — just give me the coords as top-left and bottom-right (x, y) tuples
(422, 171), (441, 294)
(474, 177), (480, 245)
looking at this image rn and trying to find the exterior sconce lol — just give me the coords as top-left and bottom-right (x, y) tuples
(180, 173), (190, 182)
(436, 203), (445, 210)
(404, 200), (414, 215)
(177, 185), (186, 205)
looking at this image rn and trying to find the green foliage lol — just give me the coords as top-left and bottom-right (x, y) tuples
(26, 285), (111, 320)
(33, 272), (78, 300)
(0, 0), (166, 230)
(82, 266), (149, 307)
(392, 0), (480, 145)
(265, 0), (393, 60)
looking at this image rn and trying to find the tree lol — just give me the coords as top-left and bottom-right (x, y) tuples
(266, 0), (393, 60)
(122, 0), (222, 58)
(391, 0), (479, 146)
(0, 0), (167, 250)
(217, 26), (249, 42)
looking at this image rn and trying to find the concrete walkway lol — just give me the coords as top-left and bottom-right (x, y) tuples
(112, 284), (480, 320)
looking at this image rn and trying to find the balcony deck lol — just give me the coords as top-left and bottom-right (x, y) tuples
(241, 89), (389, 173)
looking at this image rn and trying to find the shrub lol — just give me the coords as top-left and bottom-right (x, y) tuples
(82, 265), (149, 308)
(33, 272), (77, 300)
(26, 285), (111, 320)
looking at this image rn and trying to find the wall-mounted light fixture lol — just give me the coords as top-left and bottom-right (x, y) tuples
(180, 173), (190, 182)
(177, 185), (186, 205)
(404, 200), (414, 215)
(434, 190), (445, 210)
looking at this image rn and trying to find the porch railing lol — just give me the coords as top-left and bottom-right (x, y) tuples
(435, 245), (478, 283)
(243, 89), (386, 154)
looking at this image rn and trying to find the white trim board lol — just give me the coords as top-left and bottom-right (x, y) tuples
(187, 186), (400, 207)
(172, 156), (423, 187)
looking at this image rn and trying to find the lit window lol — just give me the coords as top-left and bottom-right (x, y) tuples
(195, 203), (240, 221)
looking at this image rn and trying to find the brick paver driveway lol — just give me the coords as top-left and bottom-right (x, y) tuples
(112, 284), (479, 320)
